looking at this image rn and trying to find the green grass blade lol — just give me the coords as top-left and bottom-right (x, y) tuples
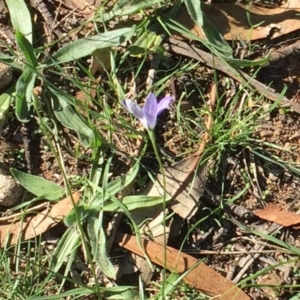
(10, 168), (65, 200)
(15, 68), (36, 122)
(5, 0), (32, 43)
(46, 27), (136, 65)
(100, 0), (164, 21)
(15, 31), (37, 67)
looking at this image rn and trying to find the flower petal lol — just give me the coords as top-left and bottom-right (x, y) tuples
(143, 92), (158, 118)
(156, 96), (173, 115)
(122, 99), (143, 119)
(143, 112), (157, 129)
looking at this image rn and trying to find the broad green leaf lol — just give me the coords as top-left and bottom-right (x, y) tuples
(64, 205), (88, 227)
(15, 68), (36, 122)
(15, 31), (37, 67)
(5, 0), (32, 44)
(201, 14), (232, 57)
(87, 214), (116, 279)
(46, 27), (136, 64)
(184, 0), (203, 27)
(103, 195), (172, 212)
(10, 168), (65, 200)
(100, 0), (164, 21)
(49, 87), (94, 147)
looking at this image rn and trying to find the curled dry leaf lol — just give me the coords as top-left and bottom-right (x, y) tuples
(116, 232), (251, 300)
(0, 191), (80, 246)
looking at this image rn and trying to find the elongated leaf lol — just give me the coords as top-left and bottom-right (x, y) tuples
(103, 286), (138, 299)
(103, 195), (171, 212)
(65, 160), (141, 226)
(46, 27), (135, 64)
(0, 52), (22, 70)
(5, 0), (32, 43)
(184, 0), (203, 27)
(28, 286), (137, 300)
(15, 31), (37, 67)
(49, 87), (94, 147)
(15, 68), (36, 122)
(100, 0), (164, 21)
(10, 168), (65, 200)
(0, 86), (14, 128)
(27, 288), (94, 300)
(87, 214), (116, 279)
(201, 14), (232, 57)
(92, 160), (140, 204)
(49, 228), (80, 273)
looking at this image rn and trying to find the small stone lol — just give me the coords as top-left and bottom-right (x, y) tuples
(0, 173), (23, 207)
(0, 62), (12, 90)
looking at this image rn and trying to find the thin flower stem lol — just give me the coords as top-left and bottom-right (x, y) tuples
(147, 129), (167, 295)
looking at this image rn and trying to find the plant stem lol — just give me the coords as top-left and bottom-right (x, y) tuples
(147, 129), (167, 296)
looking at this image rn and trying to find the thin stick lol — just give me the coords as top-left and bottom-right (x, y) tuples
(0, 202), (50, 222)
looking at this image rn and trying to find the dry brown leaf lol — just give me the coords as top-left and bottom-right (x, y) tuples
(75, 83), (98, 115)
(174, 1), (300, 41)
(90, 48), (112, 74)
(116, 232), (251, 300)
(254, 203), (300, 227)
(144, 156), (209, 219)
(60, 0), (100, 18)
(0, 192), (80, 246)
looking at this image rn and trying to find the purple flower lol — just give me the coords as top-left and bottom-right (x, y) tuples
(123, 92), (173, 130)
